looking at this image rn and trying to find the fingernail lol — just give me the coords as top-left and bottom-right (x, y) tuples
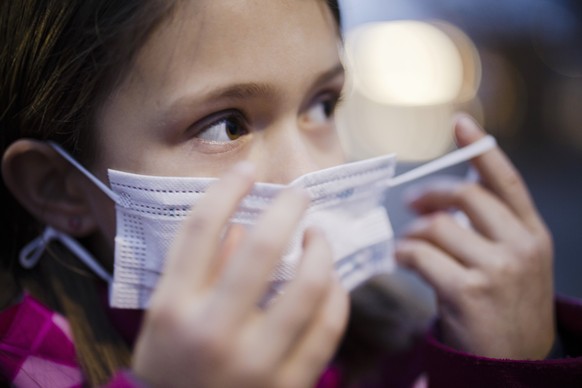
(455, 114), (482, 139)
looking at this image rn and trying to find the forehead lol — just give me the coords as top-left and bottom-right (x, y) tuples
(120, 0), (340, 102)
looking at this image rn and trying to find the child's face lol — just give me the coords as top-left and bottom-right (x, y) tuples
(88, 0), (345, 252)
(94, 0), (345, 180)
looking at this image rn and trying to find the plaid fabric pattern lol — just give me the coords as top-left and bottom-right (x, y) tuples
(0, 294), (83, 387)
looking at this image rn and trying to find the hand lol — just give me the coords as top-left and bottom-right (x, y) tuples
(395, 115), (555, 360)
(132, 162), (349, 388)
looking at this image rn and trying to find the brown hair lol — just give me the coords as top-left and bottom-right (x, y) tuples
(0, 0), (176, 385)
(0, 0), (426, 385)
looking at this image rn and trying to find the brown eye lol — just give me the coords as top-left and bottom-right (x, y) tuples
(305, 93), (342, 125)
(225, 120), (245, 140)
(196, 114), (249, 143)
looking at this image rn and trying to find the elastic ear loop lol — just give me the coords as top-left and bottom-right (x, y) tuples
(18, 142), (119, 283)
(19, 226), (113, 283)
(388, 135), (497, 188)
(387, 135), (497, 229)
(47, 141), (120, 203)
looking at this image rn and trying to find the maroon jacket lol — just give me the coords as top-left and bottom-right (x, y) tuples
(2, 294), (581, 387)
(104, 296), (582, 387)
(359, 296), (582, 388)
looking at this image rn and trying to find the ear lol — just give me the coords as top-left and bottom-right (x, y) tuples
(2, 139), (99, 237)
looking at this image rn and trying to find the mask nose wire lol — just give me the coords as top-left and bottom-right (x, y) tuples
(18, 142), (117, 283)
(387, 135), (497, 188)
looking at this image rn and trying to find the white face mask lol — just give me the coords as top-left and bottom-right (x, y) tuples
(20, 136), (496, 309)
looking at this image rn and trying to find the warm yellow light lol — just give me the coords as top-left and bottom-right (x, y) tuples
(346, 21), (464, 106)
(338, 20), (484, 161)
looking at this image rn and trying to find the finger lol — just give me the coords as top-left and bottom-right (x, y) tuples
(159, 162), (255, 298)
(403, 212), (499, 268)
(212, 188), (310, 322)
(257, 227), (335, 365)
(210, 224), (248, 284)
(454, 115), (545, 233)
(280, 276), (349, 388)
(407, 181), (529, 243)
(395, 238), (466, 302)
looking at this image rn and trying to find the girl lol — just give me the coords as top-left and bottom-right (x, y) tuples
(1, 0), (581, 387)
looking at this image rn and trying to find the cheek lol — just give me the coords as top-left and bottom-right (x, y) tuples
(309, 129), (346, 168)
(85, 189), (117, 269)
(98, 200), (117, 243)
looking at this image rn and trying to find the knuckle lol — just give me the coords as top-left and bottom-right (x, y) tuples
(511, 234), (553, 273)
(250, 235), (280, 256)
(272, 373), (308, 388)
(189, 326), (229, 364)
(455, 183), (480, 202)
(426, 213), (451, 237)
(145, 304), (234, 364)
(232, 358), (269, 386)
(534, 224), (553, 249)
(540, 227), (554, 249)
(492, 256), (520, 279)
(500, 168), (524, 191)
(147, 302), (182, 332)
(486, 245), (523, 280)
(538, 229), (554, 261)
(274, 378), (300, 388)
(459, 271), (490, 297)
(454, 183), (480, 205)
(513, 237), (541, 261)
(321, 314), (346, 343)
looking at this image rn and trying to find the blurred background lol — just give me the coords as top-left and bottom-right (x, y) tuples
(336, 0), (582, 297)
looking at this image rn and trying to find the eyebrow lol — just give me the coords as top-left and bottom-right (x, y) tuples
(207, 82), (279, 101)
(205, 62), (345, 102)
(312, 62), (345, 88)
(162, 62), (345, 123)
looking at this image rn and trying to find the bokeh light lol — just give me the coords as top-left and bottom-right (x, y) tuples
(338, 20), (481, 161)
(346, 21), (464, 106)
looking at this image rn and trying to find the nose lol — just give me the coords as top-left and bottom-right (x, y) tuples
(251, 121), (343, 184)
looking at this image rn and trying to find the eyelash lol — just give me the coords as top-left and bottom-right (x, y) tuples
(191, 89), (344, 144)
(319, 90), (344, 117)
(193, 110), (249, 144)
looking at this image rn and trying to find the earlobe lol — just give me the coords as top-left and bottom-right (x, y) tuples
(2, 139), (98, 237)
